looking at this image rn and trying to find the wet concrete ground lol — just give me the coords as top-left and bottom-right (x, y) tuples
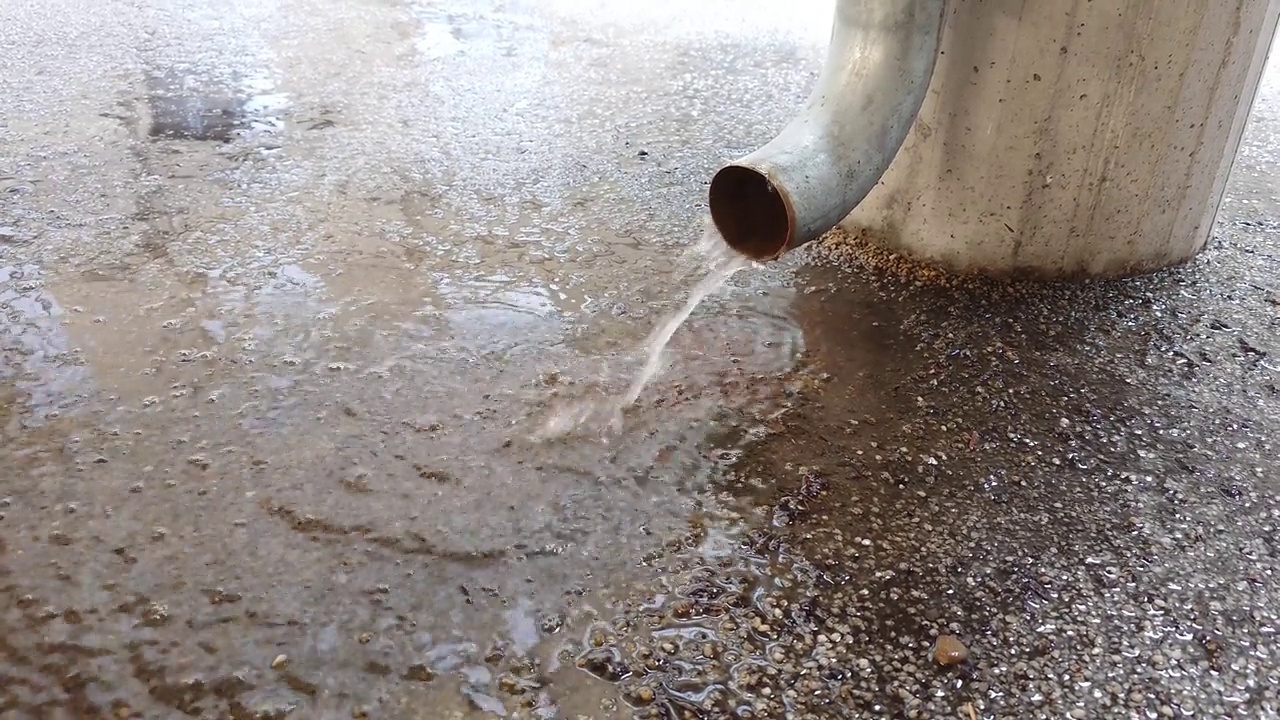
(1, 1), (815, 717)
(2, 1), (1279, 719)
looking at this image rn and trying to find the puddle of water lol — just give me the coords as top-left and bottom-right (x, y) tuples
(0, 264), (93, 421)
(536, 222), (755, 441)
(621, 225), (754, 406)
(144, 69), (288, 143)
(0, 0), (819, 716)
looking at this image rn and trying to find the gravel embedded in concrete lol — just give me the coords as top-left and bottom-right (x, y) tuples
(568, 214), (1280, 718)
(3, 0), (1279, 717)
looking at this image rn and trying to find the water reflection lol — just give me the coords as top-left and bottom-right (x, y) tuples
(145, 69), (288, 143)
(0, 264), (93, 420)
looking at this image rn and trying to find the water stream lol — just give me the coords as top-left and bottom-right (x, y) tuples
(537, 222), (754, 440)
(621, 227), (753, 404)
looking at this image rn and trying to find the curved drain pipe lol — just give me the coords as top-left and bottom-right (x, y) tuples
(709, 0), (947, 260)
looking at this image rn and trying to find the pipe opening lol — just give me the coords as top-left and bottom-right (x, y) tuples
(709, 165), (792, 261)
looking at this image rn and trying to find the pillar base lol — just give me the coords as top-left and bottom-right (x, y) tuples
(842, 0), (1280, 279)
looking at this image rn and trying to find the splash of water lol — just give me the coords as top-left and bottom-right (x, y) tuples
(536, 222), (753, 441)
(621, 235), (750, 405)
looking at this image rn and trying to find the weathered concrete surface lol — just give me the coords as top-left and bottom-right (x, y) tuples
(842, 0), (1280, 278)
(1, 1), (1279, 719)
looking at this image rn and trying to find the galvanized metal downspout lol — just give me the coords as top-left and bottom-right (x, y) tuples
(708, 0), (947, 260)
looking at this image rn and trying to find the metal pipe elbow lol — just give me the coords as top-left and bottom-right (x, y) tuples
(709, 0), (947, 260)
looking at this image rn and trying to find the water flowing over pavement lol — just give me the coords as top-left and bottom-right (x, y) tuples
(0, 0), (817, 716)
(1, 1), (1279, 719)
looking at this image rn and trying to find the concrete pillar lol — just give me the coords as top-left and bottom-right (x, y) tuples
(840, 0), (1280, 278)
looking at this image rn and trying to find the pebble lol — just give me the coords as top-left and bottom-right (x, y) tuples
(405, 663), (436, 682)
(933, 635), (969, 665)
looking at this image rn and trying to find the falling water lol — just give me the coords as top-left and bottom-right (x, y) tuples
(621, 232), (750, 405)
(536, 222), (753, 440)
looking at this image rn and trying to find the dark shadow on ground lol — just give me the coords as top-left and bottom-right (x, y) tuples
(706, 231), (1279, 717)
